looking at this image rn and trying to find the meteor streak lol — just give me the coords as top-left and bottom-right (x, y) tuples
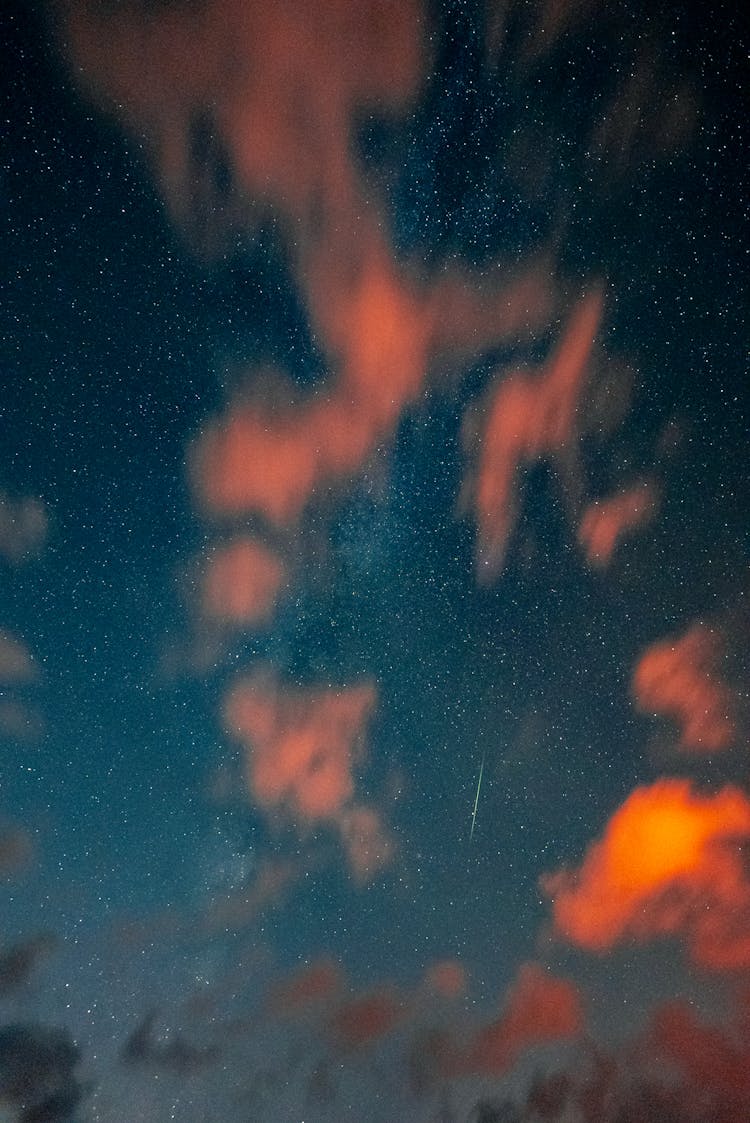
(469, 752), (485, 841)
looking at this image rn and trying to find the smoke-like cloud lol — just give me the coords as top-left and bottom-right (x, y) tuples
(199, 536), (288, 628)
(0, 824), (33, 879)
(461, 288), (604, 580)
(0, 1023), (85, 1123)
(0, 492), (47, 565)
(267, 958), (343, 1019)
(578, 478), (660, 568)
(632, 623), (737, 752)
(0, 630), (36, 683)
(0, 935), (57, 998)
(223, 671), (377, 823)
(542, 778), (750, 969)
(330, 987), (404, 1050)
(455, 962), (583, 1075)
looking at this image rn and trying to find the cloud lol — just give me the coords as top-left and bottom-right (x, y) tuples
(578, 478), (660, 568)
(200, 537), (288, 628)
(632, 623), (737, 752)
(330, 987), (404, 1050)
(0, 492), (47, 565)
(122, 1010), (219, 1073)
(0, 630), (36, 683)
(638, 999), (750, 1109)
(0, 700), (44, 744)
(337, 803), (395, 884)
(0, 1023), (85, 1123)
(0, 935), (57, 998)
(509, 994), (750, 1122)
(190, 251), (555, 530)
(58, 0), (426, 249)
(456, 962), (583, 1075)
(223, 670), (377, 822)
(0, 824), (33, 879)
(461, 288), (604, 581)
(423, 958), (466, 1000)
(542, 778), (750, 969)
(267, 958), (343, 1019)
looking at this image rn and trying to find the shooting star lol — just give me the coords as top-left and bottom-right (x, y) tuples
(469, 752), (485, 842)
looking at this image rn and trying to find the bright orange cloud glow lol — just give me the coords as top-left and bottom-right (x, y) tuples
(632, 624), (736, 752)
(543, 779), (750, 969)
(201, 537), (287, 627)
(578, 478), (660, 568)
(463, 288), (604, 580)
(223, 672), (377, 823)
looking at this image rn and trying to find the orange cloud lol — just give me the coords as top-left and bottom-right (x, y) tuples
(223, 671), (377, 823)
(0, 491), (47, 564)
(640, 1000), (750, 1107)
(578, 478), (660, 568)
(632, 624), (736, 752)
(200, 537), (287, 627)
(64, 3), (560, 537)
(191, 244), (555, 529)
(330, 987), (403, 1050)
(457, 962), (583, 1075)
(542, 779), (750, 969)
(267, 957), (343, 1018)
(59, 0), (426, 246)
(462, 288), (604, 580)
(423, 958), (466, 999)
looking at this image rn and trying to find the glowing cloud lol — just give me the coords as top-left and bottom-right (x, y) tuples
(423, 958), (466, 999)
(330, 987), (403, 1050)
(632, 624), (736, 752)
(542, 779), (750, 969)
(223, 672), (377, 823)
(267, 958), (343, 1018)
(457, 962), (583, 1075)
(200, 537), (287, 627)
(462, 288), (604, 580)
(578, 478), (660, 568)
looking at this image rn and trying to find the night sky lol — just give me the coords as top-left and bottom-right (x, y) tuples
(1, 2), (748, 1121)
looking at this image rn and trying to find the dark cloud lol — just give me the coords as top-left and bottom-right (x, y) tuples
(121, 1010), (219, 1074)
(0, 935), (57, 998)
(0, 1023), (85, 1123)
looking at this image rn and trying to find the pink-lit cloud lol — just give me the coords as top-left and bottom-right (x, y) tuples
(462, 288), (604, 580)
(632, 623), (737, 752)
(578, 478), (660, 568)
(455, 962), (583, 1075)
(223, 671), (377, 823)
(200, 536), (288, 628)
